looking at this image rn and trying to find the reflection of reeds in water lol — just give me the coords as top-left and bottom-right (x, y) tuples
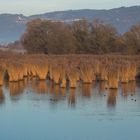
(33, 81), (48, 94)
(99, 81), (107, 94)
(50, 83), (62, 101)
(81, 84), (92, 98)
(0, 66), (5, 86)
(128, 81), (136, 95)
(0, 87), (4, 104)
(121, 83), (128, 97)
(9, 81), (24, 97)
(68, 88), (76, 107)
(107, 89), (118, 108)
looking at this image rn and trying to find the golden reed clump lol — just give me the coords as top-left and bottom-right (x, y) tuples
(60, 65), (67, 88)
(128, 62), (137, 81)
(79, 63), (96, 83)
(66, 66), (79, 88)
(119, 62), (130, 83)
(108, 66), (119, 89)
(100, 64), (108, 81)
(35, 61), (49, 80)
(6, 62), (24, 82)
(49, 64), (63, 84)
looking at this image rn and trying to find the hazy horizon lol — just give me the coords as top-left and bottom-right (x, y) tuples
(0, 0), (140, 16)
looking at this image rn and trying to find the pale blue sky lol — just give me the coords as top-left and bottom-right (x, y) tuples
(0, 0), (140, 15)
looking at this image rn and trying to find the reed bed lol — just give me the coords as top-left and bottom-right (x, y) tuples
(0, 53), (139, 89)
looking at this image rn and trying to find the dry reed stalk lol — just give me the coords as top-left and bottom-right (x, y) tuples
(108, 66), (119, 89)
(79, 63), (95, 83)
(0, 66), (5, 86)
(66, 66), (79, 88)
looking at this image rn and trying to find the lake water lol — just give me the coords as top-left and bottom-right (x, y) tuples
(0, 78), (140, 140)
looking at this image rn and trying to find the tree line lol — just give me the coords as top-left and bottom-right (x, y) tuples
(21, 19), (140, 54)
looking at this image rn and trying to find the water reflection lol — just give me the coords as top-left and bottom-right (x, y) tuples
(81, 84), (92, 98)
(121, 83), (128, 97)
(8, 81), (25, 101)
(99, 81), (107, 94)
(0, 87), (4, 104)
(1, 79), (139, 108)
(68, 88), (76, 107)
(107, 89), (118, 108)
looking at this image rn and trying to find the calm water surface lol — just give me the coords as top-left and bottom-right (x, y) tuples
(0, 79), (140, 140)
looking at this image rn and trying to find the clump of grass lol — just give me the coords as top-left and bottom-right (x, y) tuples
(128, 62), (137, 81)
(49, 64), (62, 84)
(108, 66), (119, 89)
(60, 65), (67, 88)
(66, 66), (79, 88)
(35, 61), (49, 80)
(100, 64), (108, 81)
(119, 62), (130, 83)
(79, 63), (95, 83)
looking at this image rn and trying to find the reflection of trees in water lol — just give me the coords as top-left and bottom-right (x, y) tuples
(68, 88), (76, 107)
(107, 89), (118, 108)
(0, 87), (5, 104)
(81, 84), (92, 98)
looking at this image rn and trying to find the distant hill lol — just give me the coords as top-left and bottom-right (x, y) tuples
(0, 6), (140, 43)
